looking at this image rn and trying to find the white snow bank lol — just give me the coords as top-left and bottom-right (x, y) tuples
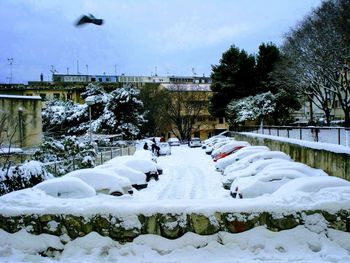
(0, 229), (63, 252)
(1, 226), (350, 263)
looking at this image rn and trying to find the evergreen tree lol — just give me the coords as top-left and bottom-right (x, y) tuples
(209, 45), (256, 117)
(255, 43), (281, 93)
(139, 83), (172, 137)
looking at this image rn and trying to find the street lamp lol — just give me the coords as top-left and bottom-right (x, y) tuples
(18, 107), (24, 148)
(7, 58), (13, 84)
(85, 96), (96, 144)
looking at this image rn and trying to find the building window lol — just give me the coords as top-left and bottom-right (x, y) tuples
(98, 78), (102, 82)
(219, 117), (224, 124)
(91, 77), (96, 82)
(53, 93), (60, 100)
(39, 93), (46, 100)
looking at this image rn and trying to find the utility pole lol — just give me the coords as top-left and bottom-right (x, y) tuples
(50, 65), (57, 80)
(192, 67), (196, 77)
(77, 60), (80, 74)
(86, 64), (89, 75)
(7, 58), (14, 84)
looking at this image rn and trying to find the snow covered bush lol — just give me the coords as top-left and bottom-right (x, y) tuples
(33, 136), (96, 175)
(0, 160), (53, 196)
(226, 92), (276, 125)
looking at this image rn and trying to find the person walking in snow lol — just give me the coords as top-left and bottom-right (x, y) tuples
(143, 142), (149, 150)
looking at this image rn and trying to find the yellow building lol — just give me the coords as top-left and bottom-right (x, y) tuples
(160, 84), (228, 141)
(0, 95), (42, 148)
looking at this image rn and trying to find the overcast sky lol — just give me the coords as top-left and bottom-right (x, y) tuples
(0, 0), (323, 84)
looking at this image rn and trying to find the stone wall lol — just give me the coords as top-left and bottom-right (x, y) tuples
(232, 133), (350, 180)
(0, 209), (348, 242)
(0, 95), (42, 148)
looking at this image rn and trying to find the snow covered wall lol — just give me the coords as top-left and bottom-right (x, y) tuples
(233, 132), (350, 180)
(0, 209), (349, 242)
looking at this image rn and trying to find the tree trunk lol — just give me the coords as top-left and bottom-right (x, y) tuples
(308, 98), (315, 125)
(344, 108), (350, 128)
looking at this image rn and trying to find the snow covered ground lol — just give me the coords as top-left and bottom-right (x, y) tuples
(1, 145), (350, 262)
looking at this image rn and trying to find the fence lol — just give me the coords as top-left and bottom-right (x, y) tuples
(95, 146), (136, 165)
(0, 145), (136, 177)
(232, 125), (350, 147)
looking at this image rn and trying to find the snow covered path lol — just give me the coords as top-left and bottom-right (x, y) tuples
(133, 145), (229, 201)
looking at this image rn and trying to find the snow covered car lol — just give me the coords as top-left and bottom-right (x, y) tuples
(272, 176), (350, 197)
(223, 151), (292, 175)
(168, 137), (181, 146)
(188, 137), (202, 148)
(133, 149), (157, 162)
(97, 163), (148, 190)
(158, 142), (171, 155)
(215, 146), (270, 172)
(211, 141), (250, 162)
(222, 158), (293, 189)
(230, 169), (320, 199)
(105, 156), (162, 181)
(64, 168), (134, 196)
(34, 176), (96, 198)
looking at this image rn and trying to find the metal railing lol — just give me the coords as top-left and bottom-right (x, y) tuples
(42, 145), (135, 175)
(0, 145), (136, 176)
(95, 145), (136, 165)
(231, 125), (350, 147)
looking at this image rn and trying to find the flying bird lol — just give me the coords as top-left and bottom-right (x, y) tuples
(75, 14), (104, 26)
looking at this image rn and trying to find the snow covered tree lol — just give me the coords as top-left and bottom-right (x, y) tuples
(96, 85), (145, 139)
(42, 100), (89, 137)
(226, 92), (276, 125)
(43, 83), (145, 138)
(276, 0), (350, 126)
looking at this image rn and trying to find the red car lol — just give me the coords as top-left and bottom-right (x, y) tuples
(213, 145), (246, 162)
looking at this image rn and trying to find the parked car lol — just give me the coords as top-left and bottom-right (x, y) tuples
(64, 168), (134, 196)
(133, 149), (157, 162)
(168, 137), (181, 146)
(212, 141), (251, 162)
(222, 158), (293, 189)
(105, 156), (162, 181)
(158, 142), (171, 155)
(230, 169), (309, 198)
(34, 176), (96, 198)
(223, 151), (292, 175)
(215, 146), (270, 172)
(272, 176), (350, 197)
(188, 137), (202, 148)
(97, 163), (148, 190)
